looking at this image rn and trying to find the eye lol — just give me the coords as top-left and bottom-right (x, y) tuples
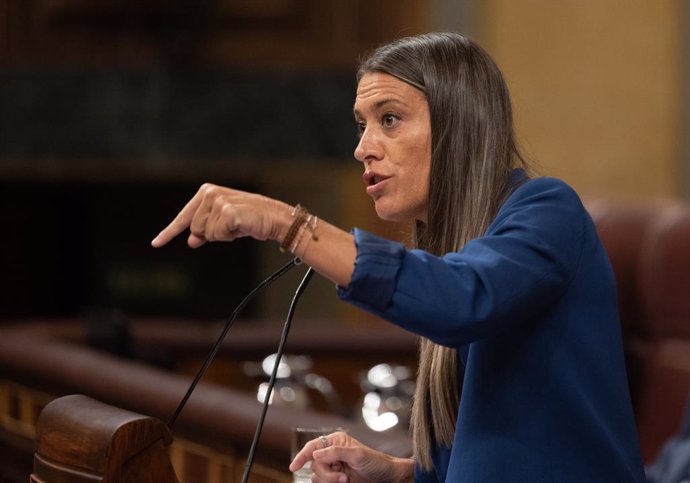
(356, 121), (366, 137)
(382, 113), (400, 129)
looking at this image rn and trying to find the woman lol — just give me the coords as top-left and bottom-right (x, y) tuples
(152, 33), (645, 482)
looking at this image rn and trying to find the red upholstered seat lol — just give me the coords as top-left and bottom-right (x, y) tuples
(587, 200), (690, 463)
(634, 204), (690, 462)
(638, 205), (690, 341)
(586, 199), (661, 413)
(586, 199), (659, 336)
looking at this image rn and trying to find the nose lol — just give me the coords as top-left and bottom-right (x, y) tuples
(354, 128), (383, 164)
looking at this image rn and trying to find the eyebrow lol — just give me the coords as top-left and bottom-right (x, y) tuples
(353, 98), (406, 118)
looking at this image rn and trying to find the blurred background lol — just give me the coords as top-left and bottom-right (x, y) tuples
(1, 0), (687, 322)
(0, 1), (688, 482)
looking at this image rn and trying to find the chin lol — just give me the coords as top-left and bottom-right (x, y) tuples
(374, 203), (413, 223)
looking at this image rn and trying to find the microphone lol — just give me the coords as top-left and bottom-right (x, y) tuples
(167, 257), (301, 429)
(241, 266), (314, 483)
(166, 256), (315, 483)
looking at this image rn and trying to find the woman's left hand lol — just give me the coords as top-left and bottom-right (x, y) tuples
(289, 431), (414, 483)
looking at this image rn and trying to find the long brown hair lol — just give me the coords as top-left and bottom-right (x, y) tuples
(357, 32), (527, 470)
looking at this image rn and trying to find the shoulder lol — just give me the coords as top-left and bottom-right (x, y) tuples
(509, 176), (581, 206)
(486, 176), (590, 263)
(496, 176), (587, 223)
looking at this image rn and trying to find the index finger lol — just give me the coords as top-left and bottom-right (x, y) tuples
(151, 192), (203, 248)
(288, 438), (323, 473)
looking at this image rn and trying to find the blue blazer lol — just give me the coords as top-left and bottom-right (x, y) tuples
(338, 172), (645, 482)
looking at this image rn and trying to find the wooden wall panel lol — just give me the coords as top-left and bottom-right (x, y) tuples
(0, 0), (431, 68)
(478, 0), (684, 201)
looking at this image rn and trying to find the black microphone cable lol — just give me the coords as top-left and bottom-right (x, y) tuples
(241, 266), (315, 483)
(167, 257), (302, 429)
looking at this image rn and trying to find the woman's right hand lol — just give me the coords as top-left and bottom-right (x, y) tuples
(151, 182), (358, 288)
(151, 183), (291, 249)
(289, 431), (414, 483)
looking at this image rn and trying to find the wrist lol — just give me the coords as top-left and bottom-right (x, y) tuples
(271, 201), (296, 245)
(390, 457), (415, 483)
(275, 203), (319, 255)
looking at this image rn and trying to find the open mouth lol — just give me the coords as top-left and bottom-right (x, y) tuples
(363, 171), (387, 187)
(363, 172), (390, 197)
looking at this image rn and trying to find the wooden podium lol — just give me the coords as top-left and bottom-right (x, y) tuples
(30, 395), (180, 483)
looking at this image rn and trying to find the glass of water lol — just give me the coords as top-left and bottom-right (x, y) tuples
(291, 427), (343, 483)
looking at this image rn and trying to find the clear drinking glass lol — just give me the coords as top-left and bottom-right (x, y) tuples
(291, 427), (343, 483)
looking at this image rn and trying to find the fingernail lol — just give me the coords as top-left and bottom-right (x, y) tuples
(339, 475), (347, 483)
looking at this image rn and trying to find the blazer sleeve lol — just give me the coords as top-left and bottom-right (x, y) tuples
(337, 177), (587, 347)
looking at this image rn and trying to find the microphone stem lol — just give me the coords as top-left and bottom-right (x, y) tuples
(167, 257), (301, 430)
(241, 266), (315, 483)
